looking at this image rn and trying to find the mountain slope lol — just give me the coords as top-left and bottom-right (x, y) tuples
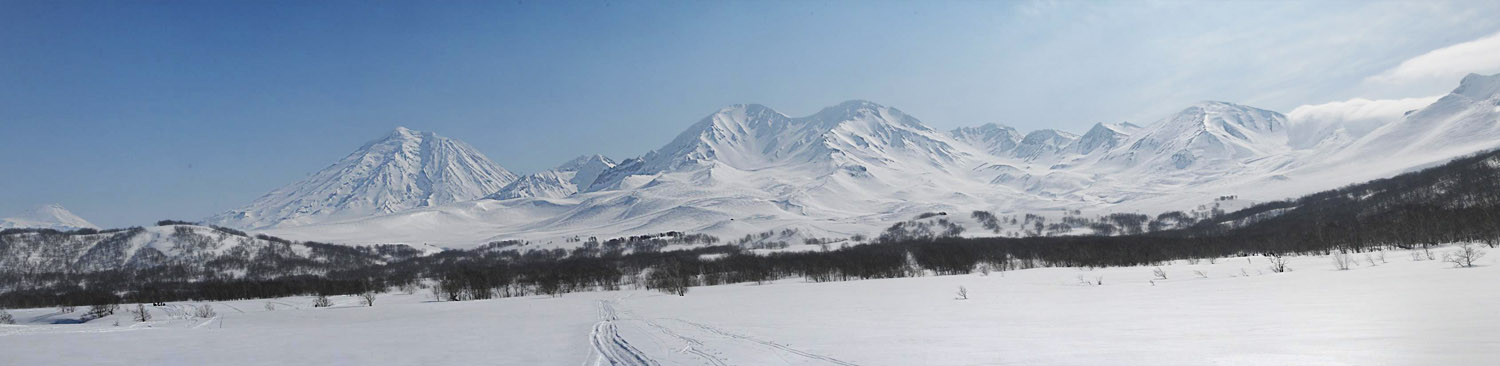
(0, 204), (97, 231)
(208, 127), (518, 229)
(1338, 73), (1500, 163)
(0, 224), (424, 278)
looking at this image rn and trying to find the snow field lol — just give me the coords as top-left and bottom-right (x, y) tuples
(2, 245), (1496, 365)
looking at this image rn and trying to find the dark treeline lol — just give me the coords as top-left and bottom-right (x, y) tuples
(1174, 148), (1500, 251)
(4, 149), (1500, 308)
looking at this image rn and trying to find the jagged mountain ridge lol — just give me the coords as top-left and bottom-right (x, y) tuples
(488, 155), (617, 200)
(255, 74), (1500, 248)
(207, 127), (518, 230)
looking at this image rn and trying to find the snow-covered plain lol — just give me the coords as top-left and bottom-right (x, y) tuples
(4, 246), (1496, 365)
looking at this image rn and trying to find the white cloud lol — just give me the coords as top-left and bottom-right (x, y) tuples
(1286, 95), (1442, 148)
(1367, 30), (1500, 86)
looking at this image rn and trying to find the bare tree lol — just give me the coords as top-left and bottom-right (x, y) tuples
(1193, 270), (1208, 278)
(264, 302), (276, 311)
(1267, 255), (1291, 273)
(0, 308), (14, 324)
(1444, 243), (1487, 268)
(977, 262), (992, 276)
(130, 304), (150, 322)
(313, 295), (332, 308)
(955, 286), (968, 300)
(359, 291), (377, 307)
(1152, 267), (1168, 280)
(58, 305), (75, 314)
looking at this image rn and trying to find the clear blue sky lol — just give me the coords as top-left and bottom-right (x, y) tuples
(4, 0), (1500, 227)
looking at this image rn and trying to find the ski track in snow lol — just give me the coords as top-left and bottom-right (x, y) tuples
(216, 302), (246, 313)
(658, 317), (859, 366)
(589, 300), (659, 366)
(597, 299), (858, 366)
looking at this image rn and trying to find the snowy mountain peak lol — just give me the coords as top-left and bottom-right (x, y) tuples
(1179, 101), (1287, 133)
(0, 204), (98, 230)
(1071, 122), (1134, 155)
(579, 100), (964, 194)
(208, 127), (518, 229)
(950, 123), (1023, 156)
(1012, 129), (1079, 159)
(1104, 101), (1290, 171)
(1454, 73), (1500, 100)
(640, 100), (933, 173)
(812, 100), (926, 130)
(558, 154), (615, 171)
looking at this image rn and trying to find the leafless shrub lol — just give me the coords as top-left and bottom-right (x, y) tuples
(955, 286), (968, 300)
(1186, 258), (1201, 265)
(313, 295), (332, 308)
(1377, 251), (1387, 263)
(1364, 254), (1377, 266)
(1411, 250), (1426, 261)
(84, 303), (118, 321)
(0, 308), (13, 324)
(1267, 255), (1291, 273)
(1152, 267), (1168, 280)
(264, 302), (275, 311)
(1207, 257), (1217, 264)
(1444, 243), (1486, 268)
(1193, 270), (1208, 278)
(1076, 275), (1103, 286)
(1333, 253), (1354, 271)
(193, 305), (216, 319)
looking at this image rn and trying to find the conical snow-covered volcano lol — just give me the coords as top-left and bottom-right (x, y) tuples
(208, 127), (517, 229)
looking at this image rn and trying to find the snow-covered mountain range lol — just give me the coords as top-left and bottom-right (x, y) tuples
(231, 73), (1500, 248)
(207, 127), (518, 229)
(0, 204), (97, 231)
(488, 155), (616, 200)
